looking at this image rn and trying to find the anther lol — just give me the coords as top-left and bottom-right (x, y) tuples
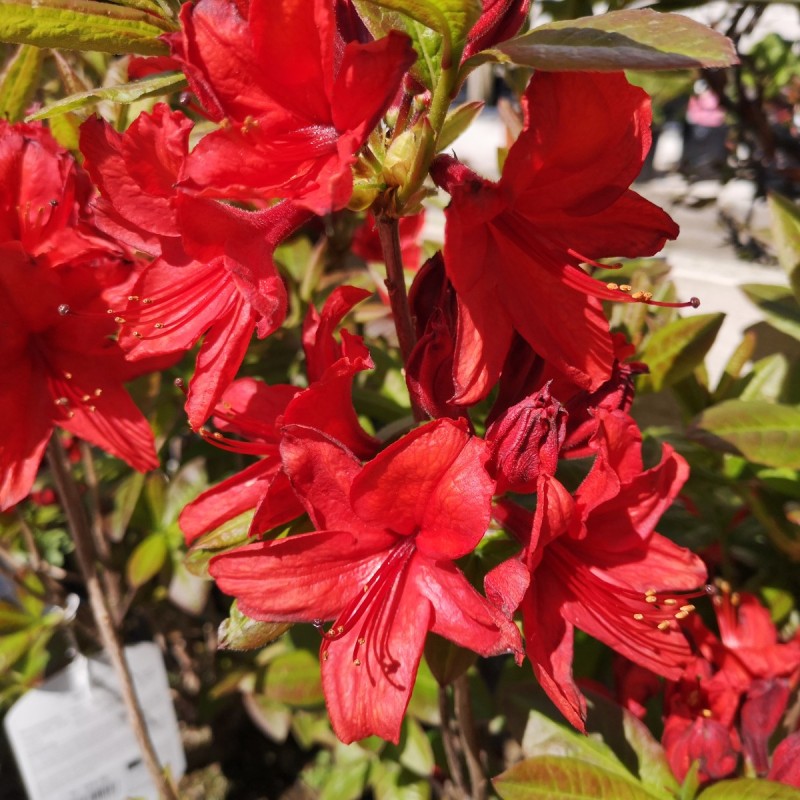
(358, 637), (366, 645)
(57, 304), (71, 316)
(633, 613), (644, 621)
(657, 620), (671, 631)
(213, 432), (223, 440)
(114, 317), (126, 324)
(353, 659), (361, 666)
(88, 405), (96, 412)
(680, 604), (695, 613)
(701, 709), (713, 718)
(63, 371), (72, 380)
(322, 651), (328, 661)
(55, 397), (69, 406)
(606, 282), (619, 290)
(154, 323), (164, 329)
(619, 284), (632, 292)
(107, 309), (115, 315)
(81, 394), (90, 402)
(94, 388), (102, 397)
(663, 598), (677, 606)
(49, 199), (58, 207)
(645, 595), (658, 604)
(631, 291), (645, 301)
(142, 298), (153, 304)
(675, 610), (689, 620)
(128, 295), (139, 301)
(132, 331), (143, 339)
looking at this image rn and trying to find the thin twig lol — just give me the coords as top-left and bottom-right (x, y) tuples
(47, 436), (179, 800)
(454, 674), (488, 800)
(438, 685), (467, 797)
(79, 441), (122, 623)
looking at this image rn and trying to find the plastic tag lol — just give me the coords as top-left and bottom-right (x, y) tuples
(4, 642), (185, 800)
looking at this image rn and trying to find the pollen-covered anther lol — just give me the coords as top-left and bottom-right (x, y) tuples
(633, 613), (644, 621)
(132, 331), (143, 339)
(212, 432), (223, 440)
(680, 604), (695, 613)
(645, 595), (658, 604)
(106, 309), (115, 315)
(94, 388), (102, 397)
(353, 659), (361, 666)
(606, 282), (619, 290)
(88, 405), (96, 412)
(141, 298), (153, 305)
(114, 317), (126, 324)
(241, 115), (259, 133)
(154, 323), (164, 329)
(63, 371), (72, 380)
(55, 397), (69, 406)
(663, 598), (677, 606)
(358, 637), (366, 645)
(619, 284), (632, 292)
(81, 394), (91, 402)
(674, 610), (690, 620)
(657, 620), (672, 631)
(701, 708), (713, 718)
(57, 304), (70, 316)
(128, 295), (139, 302)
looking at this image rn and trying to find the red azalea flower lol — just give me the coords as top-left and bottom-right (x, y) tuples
(431, 72), (685, 403)
(0, 122), (157, 509)
(169, 0), (416, 214)
(180, 286), (379, 544)
(80, 106), (310, 427)
(489, 411), (707, 730)
(210, 419), (521, 743)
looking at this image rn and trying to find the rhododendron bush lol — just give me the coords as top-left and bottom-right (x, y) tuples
(2, 1), (800, 797)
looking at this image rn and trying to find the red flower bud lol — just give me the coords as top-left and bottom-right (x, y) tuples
(486, 383), (566, 494)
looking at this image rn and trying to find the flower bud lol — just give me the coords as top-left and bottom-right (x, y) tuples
(486, 383), (566, 494)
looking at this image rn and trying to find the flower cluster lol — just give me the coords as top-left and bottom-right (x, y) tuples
(7, 0), (795, 784)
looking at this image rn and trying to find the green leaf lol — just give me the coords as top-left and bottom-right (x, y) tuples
(108, 470), (145, 543)
(437, 100), (484, 152)
(184, 509), (254, 577)
(577, 691), (679, 799)
(355, 0), (480, 87)
(740, 354), (789, 403)
(0, 0), (175, 55)
(741, 283), (800, 343)
(126, 532), (168, 588)
(698, 778), (800, 799)
(0, 44), (45, 122)
(521, 710), (636, 783)
(395, 717), (435, 777)
(493, 756), (665, 800)
(318, 761), (370, 800)
(768, 194), (800, 303)
(27, 71), (187, 121)
(639, 313), (725, 392)
(218, 601), (292, 651)
(264, 649), (324, 707)
(476, 9), (738, 72)
(690, 400), (800, 469)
